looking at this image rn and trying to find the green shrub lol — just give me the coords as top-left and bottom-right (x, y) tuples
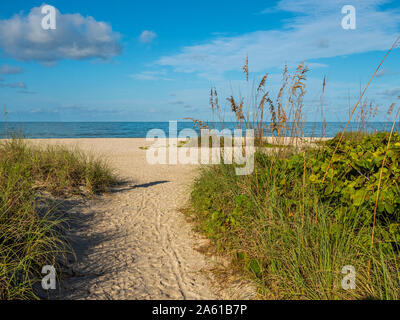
(286, 132), (400, 225)
(189, 132), (400, 299)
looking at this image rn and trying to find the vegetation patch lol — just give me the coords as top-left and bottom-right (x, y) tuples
(186, 52), (400, 299)
(0, 139), (116, 299)
(189, 132), (400, 299)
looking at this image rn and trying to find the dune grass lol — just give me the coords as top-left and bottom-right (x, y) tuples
(186, 39), (400, 300)
(0, 138), (116, 299)
(189, 135), (400, 299)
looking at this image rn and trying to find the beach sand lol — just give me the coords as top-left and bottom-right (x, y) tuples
(28, 138), (254, 300)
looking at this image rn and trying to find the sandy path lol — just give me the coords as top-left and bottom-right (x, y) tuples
(32, 138), (230, 300)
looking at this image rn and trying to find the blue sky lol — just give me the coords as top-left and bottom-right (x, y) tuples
(0, 0), (399, 122)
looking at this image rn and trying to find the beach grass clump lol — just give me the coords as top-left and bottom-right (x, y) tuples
(0, 138), (116, 299)
(1, 139), (116, 196)
(189, 132), (400, 299)
(186, 42), (400, 300)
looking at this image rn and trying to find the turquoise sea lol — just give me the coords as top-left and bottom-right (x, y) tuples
(0, 122), (398, 139)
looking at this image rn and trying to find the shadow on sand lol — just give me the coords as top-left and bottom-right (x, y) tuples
(36, 179), (169, 299)
(109, 180), (170, 193)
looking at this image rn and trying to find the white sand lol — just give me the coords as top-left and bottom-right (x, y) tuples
(29, 138), (254, 300)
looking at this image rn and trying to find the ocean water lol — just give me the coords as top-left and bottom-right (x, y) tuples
(0, 122), (398, 139)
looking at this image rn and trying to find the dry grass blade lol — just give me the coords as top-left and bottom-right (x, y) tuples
(367, 106), (400, 276)
(387, 103), (395, 116)
(242, 55), (249, 81)
(257, 74), (268, 93)
(184, 117), (209, 129)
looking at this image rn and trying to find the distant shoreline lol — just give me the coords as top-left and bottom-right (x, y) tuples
(1, 137), (334, 142)
(0, 121), (397, 139)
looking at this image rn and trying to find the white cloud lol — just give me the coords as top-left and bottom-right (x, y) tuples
(18, 90), (36, 94)
(0, 5), (122, 64)
(139, 30), (157, 43)
(376, 69), (389, 77)
(156, 0), (399, 77)
(0, 81), (26, 89)
(262, 0), (387, 14)
(376, 68), (400, 78)
(130, 70), (171, 81)
(378, 88), (400, 97)
(0, 64), (22, 74)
